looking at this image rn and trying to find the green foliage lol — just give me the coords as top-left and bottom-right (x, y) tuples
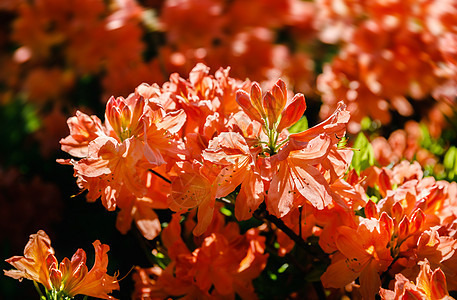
(419, 123), (445, 156)
(22, 103), (41, 133)
(0, 99), (41, 170)
(360, 116), (381, 132)
(288, 116), (308, 134)
(351, 133), (375, 173)
(220, 206), (233, 217)
(443, 146), (457, 181)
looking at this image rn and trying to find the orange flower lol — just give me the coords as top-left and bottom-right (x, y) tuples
(267, 101), (350, 216)
(168, 160), (219, 236)
(321, 219), (393, 299)
(268, 134), (334, 216)
(60, 110), (106, 158)
(202, 132), (264, 221)
(133, 213), (268, 299)
(60, 86), (186, 239)
(380, 259), (453, 300)
(4, 230), (119, 299)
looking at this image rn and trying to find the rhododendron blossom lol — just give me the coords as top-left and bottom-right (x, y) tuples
(166, 75), (353, 234)
(133, 213), (268, 299)
(380, 259), (454, 300)
(4, 230), (119, 300)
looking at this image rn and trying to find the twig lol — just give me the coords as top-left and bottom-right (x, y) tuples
(312, 281), (326, 300)
(298, 205), (303, 239)
(253, 203), (309, 251)
(33, 281), (45, 300)
(149, 169), (171, 184)
(253, 203), (326, 300)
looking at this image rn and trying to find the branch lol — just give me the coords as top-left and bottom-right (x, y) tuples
(253, 203), (327, 300)
(253, 202), (310, 251)
(149, 169), (171, 184)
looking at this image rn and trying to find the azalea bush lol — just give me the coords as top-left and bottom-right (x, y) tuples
(2, 0), (457, 299)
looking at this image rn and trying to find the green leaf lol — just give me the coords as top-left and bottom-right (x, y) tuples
(351, 133), (375, 173)
(444, 146), (457, 180)
(444, 146), (456, 170)
(22, 103), (41, 133)
(277, 263), (289, 274)
(288, 116), (308, 134)
(268, 272), (278, 281)
(419, 123), (445, 156)
(360, 116), (372, 131)
(220, 206), (232, 217)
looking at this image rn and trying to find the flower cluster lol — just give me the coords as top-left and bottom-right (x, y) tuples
(54, 63), (457, 299)
(134, 211), (268, 299)
(59, 64), (352, 239)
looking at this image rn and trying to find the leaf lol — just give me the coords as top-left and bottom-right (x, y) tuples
(277, 263), (289, 274)
(420, 123), (444, 156)
(287, 116), (308, 134)
(444, 146), (456, 170)
(220, 206), (232, 217)
(351, 133), (375, 173)
(444, 146), (457, 180)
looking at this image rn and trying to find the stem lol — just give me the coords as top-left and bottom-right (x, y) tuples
(149, 169), (171, 184)
(253, 203), (310, 252)
(33, 281), (45, 300)
(254, 203), (327, 300)
(312, 281), (326, 300)
(298, 206), (303, 239)
(275, 137), (289, 151)
(272, 131), (279, 149)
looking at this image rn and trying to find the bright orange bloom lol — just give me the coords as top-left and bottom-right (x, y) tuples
(321, 219), (393, 299)
(60, 110), (106, 158)
(60, 86), (185, 239)
(159, 63), (249, 138)
(380, 259), (454, 300)
(268, 101), (351, 216)
(268, 134), (334, 216)
(133, 213), (268, 299)
(370, 121), (437, 168)
(4, 230), (119, 299)
(168, 161), (218, 236)
(169, 79), (352, 234)
(235, 79), (307, 132)
(316, 0), (455, 132)
(202, 132), (264, 221)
